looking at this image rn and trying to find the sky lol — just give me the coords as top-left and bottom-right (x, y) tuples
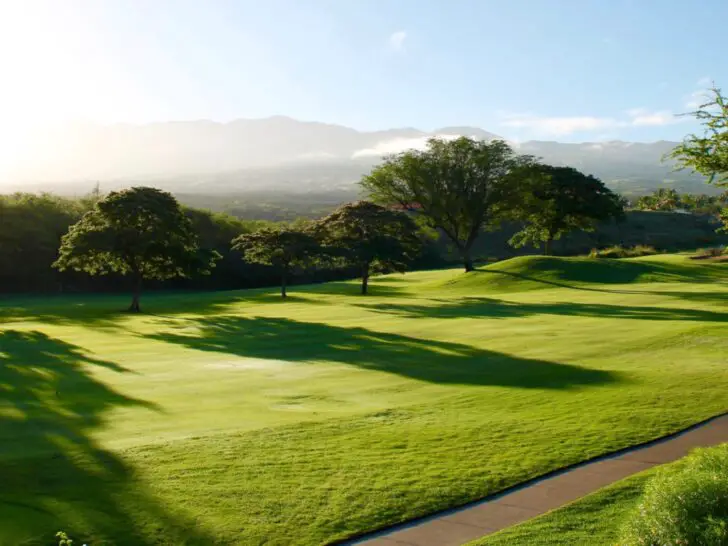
(0, 0), (725, 148)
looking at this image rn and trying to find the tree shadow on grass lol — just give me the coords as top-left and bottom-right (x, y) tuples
(475, 258), (727, 294)
(145, 316), (622, 389)
(354, 296), (728, 323)
(0, 330), (211, 545)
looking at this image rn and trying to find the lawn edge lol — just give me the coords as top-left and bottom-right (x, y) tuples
(333, 409), (728, 545)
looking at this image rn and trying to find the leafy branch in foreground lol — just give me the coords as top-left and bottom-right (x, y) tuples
(670, 85), (728, 186)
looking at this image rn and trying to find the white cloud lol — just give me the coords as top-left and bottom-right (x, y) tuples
(389, 30), (407, 51)
(626, 108), (678, 126)
(352, 134), (459, 158)
(499, 108), (683, 137)
(499, 114), (620, 137)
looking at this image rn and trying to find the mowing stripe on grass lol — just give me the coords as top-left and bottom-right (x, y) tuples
(343, 412), (728, 546)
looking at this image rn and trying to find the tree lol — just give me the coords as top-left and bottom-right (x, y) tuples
(317, 201), (421, 294)
(361, 137), (534, 272)
(231, 226), (320, 298)
(670, 85), (728, 232)
(670, 85), (728, 185)
(54, 187), (219, 312)
(509, 166), (624, 255)
(636, 188), (680, 212)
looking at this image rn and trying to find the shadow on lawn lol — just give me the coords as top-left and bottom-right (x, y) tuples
(0, 330), (210, 545)
(146, 316), (622, 389)
(355, 296), (728, 323)
(0, 277), (408, 327)
(474, 258), (727, 294)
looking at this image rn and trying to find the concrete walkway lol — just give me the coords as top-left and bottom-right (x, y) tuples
(343, 413), (728, 546)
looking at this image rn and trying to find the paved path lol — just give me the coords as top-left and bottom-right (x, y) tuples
(342, 413), (728, 546)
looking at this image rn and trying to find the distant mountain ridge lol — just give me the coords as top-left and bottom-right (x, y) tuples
(1, 117), (713, 196)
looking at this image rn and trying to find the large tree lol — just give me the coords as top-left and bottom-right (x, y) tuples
(317, 201), (421, 294)
(231, 226), (320, 298)
(670, 85), (728, 186)
(510, 165), (625, 255)
(361, 137), (535, 272)
(54, 187), (219, 312)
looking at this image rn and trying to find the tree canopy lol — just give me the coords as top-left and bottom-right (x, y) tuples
(670, 86), (728, 185)
(317, 201), (421, 294)
(361, 137), (534, 271)
(509, 165), (625, 255)
(54, 186), (219, 311)
(232, 226), (320, 298)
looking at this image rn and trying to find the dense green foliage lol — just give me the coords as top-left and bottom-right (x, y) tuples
(0, 193), (85, 292)
(1, 189), (726, 296)
(317, 201), (423, 294)
(635, 188), (728, 214)
(1, 254), (728, 544)
(509, 165), (624, 254)
(589, 245), (658, 259)
(362, 137), (536, 271)
(671, 86), (728, 185)
(620, 444), (728, 546)
(231, 226), (320, 297)
(54, 187), (219, 311)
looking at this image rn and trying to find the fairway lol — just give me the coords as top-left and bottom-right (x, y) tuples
(2, 254), (728, 545)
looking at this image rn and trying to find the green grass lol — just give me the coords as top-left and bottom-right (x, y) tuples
(472, 469), (655, 545)
(1, 254), (728, 545)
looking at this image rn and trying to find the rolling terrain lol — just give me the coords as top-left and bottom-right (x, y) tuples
(1, 254), (727, 545)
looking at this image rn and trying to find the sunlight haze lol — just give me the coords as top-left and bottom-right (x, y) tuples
(0, 0), (725, 185)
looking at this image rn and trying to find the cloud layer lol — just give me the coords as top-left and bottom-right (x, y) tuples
(500, 108), (683, 137)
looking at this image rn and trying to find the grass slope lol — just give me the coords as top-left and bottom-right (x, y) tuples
(1, 255), (727, 545)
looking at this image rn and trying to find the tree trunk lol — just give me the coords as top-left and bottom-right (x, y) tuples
(462, 248), (474, 272)
(281, 268), (288, 298)
(544, 236), (553, 256)
(129, 274), (142, 313)
(361, 262), (370, 295)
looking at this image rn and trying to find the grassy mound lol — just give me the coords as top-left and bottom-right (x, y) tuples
(435, 254), (728, 293)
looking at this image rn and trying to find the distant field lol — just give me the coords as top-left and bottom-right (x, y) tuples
(1, 254), (727, 545)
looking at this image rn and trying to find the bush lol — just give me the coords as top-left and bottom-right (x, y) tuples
(589, 245), (658, 259)
(691, 246), (727, 260)
(619, 443), (728, 546)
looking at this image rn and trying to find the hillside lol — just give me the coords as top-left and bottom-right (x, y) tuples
(1, 117), (712, 196)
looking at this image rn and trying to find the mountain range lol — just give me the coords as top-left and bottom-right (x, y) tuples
(1, 116), (713, 196)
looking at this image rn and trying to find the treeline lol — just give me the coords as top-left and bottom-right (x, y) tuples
(634, 188), (728, 214)
(2, 136), (727, 300)
(0, 191), (372, 295)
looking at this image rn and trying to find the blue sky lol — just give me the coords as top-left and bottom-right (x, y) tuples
(0, 0), (724, 142)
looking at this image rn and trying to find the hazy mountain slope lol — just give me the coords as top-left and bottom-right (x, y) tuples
(0, 117), (711, 196)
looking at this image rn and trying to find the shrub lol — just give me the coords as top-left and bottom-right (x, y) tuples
(618, 443), (728, 546)
(691, 246), (727, 260)
(589, 245), (658, 259)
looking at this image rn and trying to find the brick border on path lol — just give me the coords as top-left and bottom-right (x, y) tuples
(340, 413), (728, 546)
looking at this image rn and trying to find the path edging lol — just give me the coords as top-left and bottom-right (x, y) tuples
(334, 411), (728, 545)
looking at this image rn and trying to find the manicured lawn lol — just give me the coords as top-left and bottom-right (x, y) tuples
(1, 254), (727, 545)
